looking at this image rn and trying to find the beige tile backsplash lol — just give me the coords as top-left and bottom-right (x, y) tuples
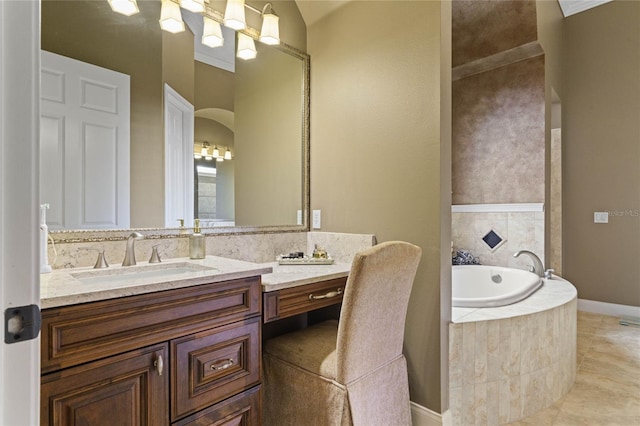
(452, 210), (544, 269)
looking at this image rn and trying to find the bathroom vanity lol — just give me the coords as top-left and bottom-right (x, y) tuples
(39, 256), (350, 425)
(40, 258), (271, 425)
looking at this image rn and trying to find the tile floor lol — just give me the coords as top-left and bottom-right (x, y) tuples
(509, 311), (640, 425)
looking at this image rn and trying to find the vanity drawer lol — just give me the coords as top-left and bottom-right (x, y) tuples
(171, 316), (261, 421)
(172, 385), (261, 426)
(42, 277), (261, 374)
(263, 277), (347, 323)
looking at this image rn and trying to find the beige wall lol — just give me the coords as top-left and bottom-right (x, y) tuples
(308, 1), (450, 411)
(452, 56), (545, 204)
(452, 0), (537, 67)
(562, 1), (640, 306)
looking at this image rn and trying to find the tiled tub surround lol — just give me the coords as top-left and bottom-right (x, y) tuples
(449, 276), (577, 425)
(46, 231), (375, 270)
(452, 205), (544, 269)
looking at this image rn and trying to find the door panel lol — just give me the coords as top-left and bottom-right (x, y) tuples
(40, 50), (130, 229)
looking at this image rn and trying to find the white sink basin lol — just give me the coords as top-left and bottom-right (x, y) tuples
(71, 262), (219, 285)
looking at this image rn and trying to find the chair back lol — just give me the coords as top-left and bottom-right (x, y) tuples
(335, 241), (422, 384)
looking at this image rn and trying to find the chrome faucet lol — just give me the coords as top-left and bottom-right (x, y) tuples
(513, 250), (544, 277)
(122, 232), (144, 266)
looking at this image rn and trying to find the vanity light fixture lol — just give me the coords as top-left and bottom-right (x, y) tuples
(259, 3), (280, 45)
(237, 33), (257, 60)
(159, 0), (185, 33)
(108, 0), (139, 16)
(223, 0), (246, 30)
(107, 0), (280, 57)
(179, 0), (204, 13)
(195, 142), (233, 161)
(202, 16), (224, 48)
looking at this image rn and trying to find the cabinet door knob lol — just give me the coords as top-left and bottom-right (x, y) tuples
(154, 355), (164, 376)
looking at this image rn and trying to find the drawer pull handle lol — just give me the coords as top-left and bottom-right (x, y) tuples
(211, 359), (234, 371)
(309, 288), (343, 300)
(154, 355), (164, 376)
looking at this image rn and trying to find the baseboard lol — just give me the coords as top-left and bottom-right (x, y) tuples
(578, 298), (640, 318)
(410, 402), (442, 426)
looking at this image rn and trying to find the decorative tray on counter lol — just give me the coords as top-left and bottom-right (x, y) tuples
(277, 252), (334, 265)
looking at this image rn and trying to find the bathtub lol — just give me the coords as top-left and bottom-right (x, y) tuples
(452, 265), (543, 308)
(449, 270), (578, 425)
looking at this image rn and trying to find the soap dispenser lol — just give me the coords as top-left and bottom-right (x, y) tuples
(40, 203), (52, 273)
(189, 219), (206, 259)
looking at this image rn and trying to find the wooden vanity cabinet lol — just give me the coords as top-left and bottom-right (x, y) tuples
(41, 276), (262, 426)
(263, 276), (347, 323)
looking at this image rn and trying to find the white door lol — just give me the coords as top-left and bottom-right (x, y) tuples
(164, 84), (194, 228)
(41, 50), (130, 230)
(0, 1), (41, 424)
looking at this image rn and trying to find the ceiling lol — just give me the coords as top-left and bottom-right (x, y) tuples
(294, 0), (349, 27)
(294, 0), (615, 27)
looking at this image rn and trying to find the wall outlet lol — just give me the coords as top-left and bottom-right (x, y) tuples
(594, 212), (609, 223)
(312, 210), (321, 229)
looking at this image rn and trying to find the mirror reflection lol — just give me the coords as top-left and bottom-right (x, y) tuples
(40, 0), (309, 232)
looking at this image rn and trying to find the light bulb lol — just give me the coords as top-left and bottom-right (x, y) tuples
(202, 16), (224, 48)
(237, 33), (257, 60)
(159, 0), (185, 34)
(224, 0), (246, 30)
(260, 11), (279, 45)
(224, 149), (232, 160)
(108, 0), (139, 16)
(213, 146), (220, 158)
(179, 0), (204, 13)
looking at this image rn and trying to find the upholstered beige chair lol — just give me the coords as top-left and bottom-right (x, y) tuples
(263, 241), (422, 425)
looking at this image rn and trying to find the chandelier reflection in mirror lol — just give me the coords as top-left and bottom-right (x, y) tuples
(195, 141), (233, 162)
(108, 0), (280, 60)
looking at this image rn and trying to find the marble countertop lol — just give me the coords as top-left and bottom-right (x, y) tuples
(452, 275), (577, 323)
(260, 261), (352, 292)
(40, 256), (273, 309)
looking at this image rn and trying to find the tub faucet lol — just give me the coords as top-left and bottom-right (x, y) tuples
(122, 232), (144, 266)
(513, 250), (544, 277)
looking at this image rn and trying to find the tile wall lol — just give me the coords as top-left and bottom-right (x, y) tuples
(449, 298), (577, 425)
(452, 209), (544, 269)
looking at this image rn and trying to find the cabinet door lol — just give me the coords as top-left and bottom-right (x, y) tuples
(41, 344), (168, 426)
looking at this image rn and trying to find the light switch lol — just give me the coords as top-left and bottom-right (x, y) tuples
(296, 210), (302, 225)
(594, 212), (609, 223)
(312, 210), (321, 229)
